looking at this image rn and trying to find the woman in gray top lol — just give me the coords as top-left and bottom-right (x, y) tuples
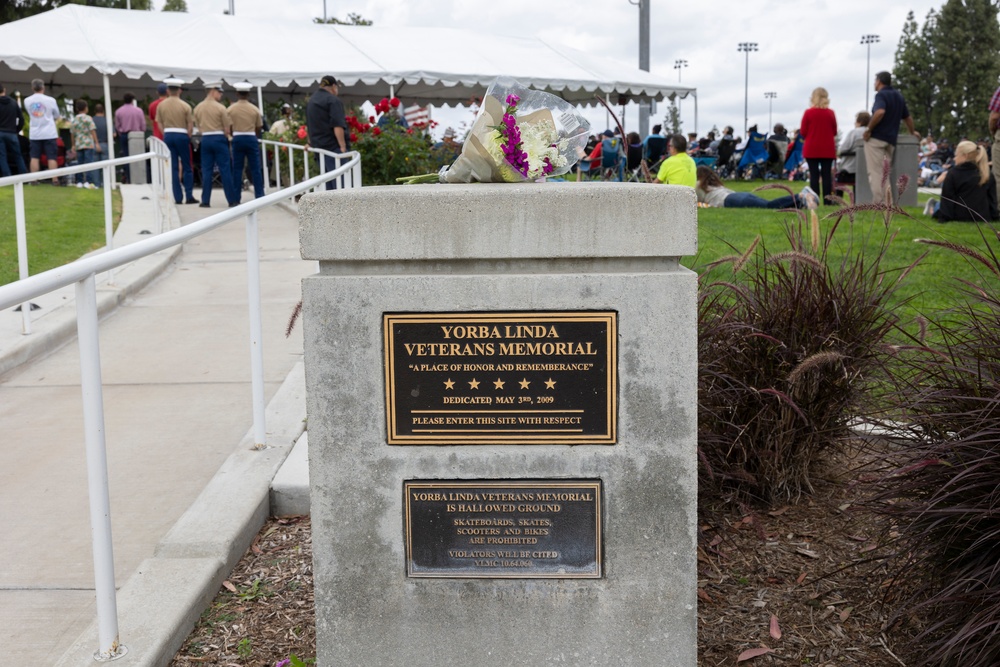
(835, 111), (871, 185)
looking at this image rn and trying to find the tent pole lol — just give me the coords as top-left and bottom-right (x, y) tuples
(694, 93), (698, 136)
(103, 73), (116, 186)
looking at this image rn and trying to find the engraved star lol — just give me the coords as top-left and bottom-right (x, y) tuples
(519, 378), (531, 390)
(468, 378), (480, 389)
(494, 378), (505, 390)
(545, 378), (556, 389)
(443, 379), (455, 390)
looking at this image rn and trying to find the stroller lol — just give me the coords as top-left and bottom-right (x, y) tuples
(736, 128), (769, 180)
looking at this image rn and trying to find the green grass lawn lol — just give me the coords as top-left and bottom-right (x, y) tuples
(0, 185), (122, 286)
(690, 180), (995, 326)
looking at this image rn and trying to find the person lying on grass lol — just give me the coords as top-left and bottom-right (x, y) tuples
(695, 166), (818, 210)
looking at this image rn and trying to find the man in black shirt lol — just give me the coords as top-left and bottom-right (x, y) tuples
(863, 71), (920, 204)
(306, 75), (349, 190)
(0, 83), (27, 176)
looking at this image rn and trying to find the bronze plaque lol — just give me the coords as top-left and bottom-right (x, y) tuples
(383, 312), (617, 445)
(404, 480), (603, 578)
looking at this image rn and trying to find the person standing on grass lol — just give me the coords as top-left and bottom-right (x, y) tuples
(863, 71), (920, 204)
(800, 87), (838, 205)
(69, 99), (101, 188)
(0, 83), (27, 177)
(24, 78), (61, 184)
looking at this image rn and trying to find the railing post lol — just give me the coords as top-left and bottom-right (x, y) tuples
(76, 273), (126, 661)
(245, 210), (266, 448)
(13, 181), (32, 334)
(274, 144), (281, 191)
(148, 146), (162, 235)
(103, 165), (116, 286)
(261, 141), (270, 194)
(287, 145), (294, 191)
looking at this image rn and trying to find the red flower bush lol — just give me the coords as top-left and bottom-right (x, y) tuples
(296, 126), (307, 140)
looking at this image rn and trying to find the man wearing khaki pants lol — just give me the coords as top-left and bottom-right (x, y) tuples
(863, 71), (920, 204)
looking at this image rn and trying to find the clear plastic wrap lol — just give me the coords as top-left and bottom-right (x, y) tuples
(402, 77), (591, 184)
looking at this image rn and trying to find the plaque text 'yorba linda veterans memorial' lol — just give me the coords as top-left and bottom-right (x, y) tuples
(384, 312), (617, 445)
(404, 480), (603, 578)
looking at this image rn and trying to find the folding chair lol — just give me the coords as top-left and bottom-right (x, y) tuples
(643, 135), (667, 166)
(599, 137), (625, 182)
(625, 143), (646, 182)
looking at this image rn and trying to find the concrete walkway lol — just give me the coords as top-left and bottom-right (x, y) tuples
(0, 186), (315, 664)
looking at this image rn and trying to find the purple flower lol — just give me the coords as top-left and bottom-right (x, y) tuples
(275, 660), (291, 667)
(506, 94), (520, 107)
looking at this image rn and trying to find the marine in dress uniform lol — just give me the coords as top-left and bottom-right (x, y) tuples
(193, 81), (237, 207)
(229, 81), (264, 201)
(154, 77), (196, 205)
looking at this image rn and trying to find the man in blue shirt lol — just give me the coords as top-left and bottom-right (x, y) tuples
(863, 71), (920, 204)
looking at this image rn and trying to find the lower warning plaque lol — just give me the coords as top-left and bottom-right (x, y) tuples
(404, 480), (602, 579)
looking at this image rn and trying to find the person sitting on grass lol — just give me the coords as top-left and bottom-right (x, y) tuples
(924, 140), (999, 222)
(654, 134), (697, 187)
(694, 165), (818, 209)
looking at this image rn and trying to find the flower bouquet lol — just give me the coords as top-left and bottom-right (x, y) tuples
(399, 76), (590, 184)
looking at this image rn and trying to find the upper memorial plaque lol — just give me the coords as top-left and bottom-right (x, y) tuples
(384, 312), (617, 445)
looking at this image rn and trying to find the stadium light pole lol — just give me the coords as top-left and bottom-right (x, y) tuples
(674, 59), (688, 83)
(738, 43), (758, 136)
(765, 91), (777, 132)
(674, 59), (688, 131)
(861, 34), (880, 109)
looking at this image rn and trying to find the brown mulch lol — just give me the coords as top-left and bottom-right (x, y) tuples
(169, 515), (315, 667)
(172, 454), (921, 667)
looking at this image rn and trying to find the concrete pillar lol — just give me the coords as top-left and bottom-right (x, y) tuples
(300, 183), (698, 667)
(854, 133), (919, 206)
(127, 131), (147, 185)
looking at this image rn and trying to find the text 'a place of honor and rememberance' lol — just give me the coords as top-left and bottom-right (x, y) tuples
(383, 312), (617, 445)
(404, 480), (602, 578)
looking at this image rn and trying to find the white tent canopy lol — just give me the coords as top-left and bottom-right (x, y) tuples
(0, 4), (695, 108)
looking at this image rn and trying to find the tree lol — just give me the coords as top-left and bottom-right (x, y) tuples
(2, 0), (151, 24)
(664, 97), (682, 135)
(64, 0), (152, 8)
(893, 10), (939, 136)
(313, 12), (372, 25)
(933, 0), (1000, 140)
(161, 0), (187, 11)
(1, 0), (61, 24)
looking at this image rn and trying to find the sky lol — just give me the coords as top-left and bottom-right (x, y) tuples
(179, 0), (944, 140)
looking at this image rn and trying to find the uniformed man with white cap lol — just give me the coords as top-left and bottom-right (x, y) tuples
(192, 80), (237, 208)
(229, 81), (264, 201)
(154, 76), (196, 205)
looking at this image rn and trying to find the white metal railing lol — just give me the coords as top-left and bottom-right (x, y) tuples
(260, 140), (357, 197)
(0, 146), (361, 661)
(0, 137), (172, 335)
